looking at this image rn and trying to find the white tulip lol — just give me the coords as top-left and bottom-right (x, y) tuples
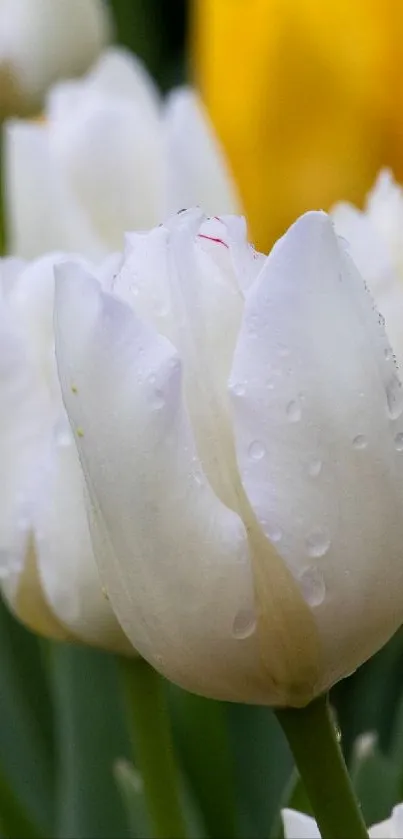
(5, 48), (241, 260)
(332, 170), (403, 370)
(0, 252), (131, 653)
(0, 0), (111, 116)
(55, 210), (403, 705)
(283, 804), (403, 838)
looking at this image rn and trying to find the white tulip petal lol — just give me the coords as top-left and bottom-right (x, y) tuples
(84, 47), (161, 115)
(5, 120), (105, 259)
(0, 294), (46, 580)
(163, 87), (241, 218)
(54, 263), (295, 703)
(332, 202), (392, 288)
(32, 434), (131, 652)
(333, 194), (403, 371)
(49, 94), (162, 248)
(282, 809), (321, 839)
(0, 0), (111, 107)
(114, 213), (253, 509)
(230, 211), (403, 691)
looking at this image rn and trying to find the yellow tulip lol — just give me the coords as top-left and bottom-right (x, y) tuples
(193, 0), (403, 250)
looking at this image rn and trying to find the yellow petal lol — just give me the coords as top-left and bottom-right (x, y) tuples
(194, 0), (403, 250)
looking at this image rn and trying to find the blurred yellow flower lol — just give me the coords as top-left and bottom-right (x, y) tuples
(194, 0), (403, 250)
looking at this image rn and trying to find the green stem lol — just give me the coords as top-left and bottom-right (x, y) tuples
(276, 694), (368, 839)
(119, 657), (187, 839)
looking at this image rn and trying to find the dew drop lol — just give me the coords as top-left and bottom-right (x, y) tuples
(277, 343), (290, 358)
(54, 419), (72, 448)
(297, 566), (326, 607)
(305, 527), (330, 558)
(150, 389), (165, 410)
(385, 346), (393, 361)
(248, 440), (266, 461)
(395, 432), (403, 452)
(286, 399), (301, 423)
(264, 524), (283, 543)
(306, 457), (322, 478)
(154, 653), (163, 666)
(232, 608), (256, 639)
(386, 374), (403, 420)
(232, 382), (246, 397)
(154, 298), (169, 318)
(352, 434), (368, 450)
(147, 373), (156, 385)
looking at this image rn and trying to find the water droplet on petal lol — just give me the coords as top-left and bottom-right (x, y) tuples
(385, 347), (393, 361)
(248, 440), (266, 461)
(232, 608), (256, 639)
(298, 566), (326, 607)
(277, 343), (290, 358)
(305, 528), (330, 558)
(386, 373), (403, 420)
(54, 419), (72, 448)
(153, 298), (168, 318)
(147, 373), (156, 385)
(232, 382), (246, 397)
(352, 434), (368, 450)
(306, 458), (322, 478)
(395, 432), (403, 451)
(154, 653), (163, 666)
(286, 400), (301, 423)
(264, 524), (283, 543)
(150, 389), (165, 410)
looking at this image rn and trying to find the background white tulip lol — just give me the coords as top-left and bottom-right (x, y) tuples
(282, 804), (403, 838)
(54, 209), (403, 706)
(5, 47), (241, 260)
(333, 170), (403, 371)
(0, 0), (111, 117)
(0, 253), (131, 652)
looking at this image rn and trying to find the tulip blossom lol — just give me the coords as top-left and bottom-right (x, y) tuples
(333, 170), (403, 371)
(5, 48), (240, 260)
(0, 253), (131, 652)
(0, 0), (111, 117)
(55, 209), (403, 706)
(282, 804), (403, 837)
(193, 0), (403, 251)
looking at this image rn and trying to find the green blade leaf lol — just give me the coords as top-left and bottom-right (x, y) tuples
(350, 732), (400, 825)
(226, 704), (293, 839)
(114, 759), (151, 839)
(0, 598), (55, 833)
(51, 643), (130, 839)
(169, 686), (237, 839)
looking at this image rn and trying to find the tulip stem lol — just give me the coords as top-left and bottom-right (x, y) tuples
(119, 657), (187, 839)
(276, 694), (368, 838)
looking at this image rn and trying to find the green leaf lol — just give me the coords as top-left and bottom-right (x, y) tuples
(270, 770), (312, 839)
(333, 628), (403, 759)
(226, 704), (293, 839)
(169, 686), (237, 839)
(350, 732), (400, 825)
(0, 763), (44, 839)
(0, 598), (55, 833)
(51, 643), (131, 839)
(114, 759), (151, 839)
